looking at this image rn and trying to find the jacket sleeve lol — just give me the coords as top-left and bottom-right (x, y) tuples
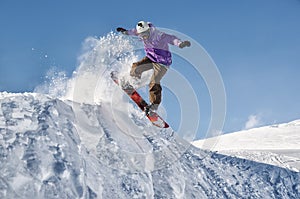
(126, 28), (138, 36)
(161, 33), (182, 47)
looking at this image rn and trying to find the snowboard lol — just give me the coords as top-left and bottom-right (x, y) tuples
(110, 71), (169, 128)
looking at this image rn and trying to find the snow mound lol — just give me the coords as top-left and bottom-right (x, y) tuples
(0, 92), (299, 198)
(193, 120), (300, 151)
(193, 120), (300, 172)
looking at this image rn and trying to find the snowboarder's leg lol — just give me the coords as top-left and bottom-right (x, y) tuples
(149, 84), (162, 108)
(130, 56), (153, 79)
(149, 63), (168, 109)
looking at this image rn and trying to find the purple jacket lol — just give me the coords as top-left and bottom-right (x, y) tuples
(127, 23), (182, 66)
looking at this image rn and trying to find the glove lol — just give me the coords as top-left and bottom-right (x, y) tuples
(116, 27), (127, 34)
(179, 40), (191, 48)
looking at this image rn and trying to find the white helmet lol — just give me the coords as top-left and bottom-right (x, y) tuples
(136, 21), (150, 34)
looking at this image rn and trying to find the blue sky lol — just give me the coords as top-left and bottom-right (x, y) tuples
(1, 0), (300, 138)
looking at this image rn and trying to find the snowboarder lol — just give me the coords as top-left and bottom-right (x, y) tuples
(116, 21), (191, 113)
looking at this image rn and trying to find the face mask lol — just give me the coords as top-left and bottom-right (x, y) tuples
(139, 29), (150, 40)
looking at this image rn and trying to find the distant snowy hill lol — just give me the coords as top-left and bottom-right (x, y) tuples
(1, 92), (300, 198)
(193, 120), (300, 172)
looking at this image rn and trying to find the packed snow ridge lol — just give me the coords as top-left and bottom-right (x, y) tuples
(0, 92), (300, 199)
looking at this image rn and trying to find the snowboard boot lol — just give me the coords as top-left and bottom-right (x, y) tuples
(144, 103), (159, 115)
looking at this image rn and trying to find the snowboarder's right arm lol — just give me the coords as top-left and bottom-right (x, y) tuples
(116, 27), (138, 36)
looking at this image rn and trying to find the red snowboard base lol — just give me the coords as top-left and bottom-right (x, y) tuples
(111, 71), (169, 128)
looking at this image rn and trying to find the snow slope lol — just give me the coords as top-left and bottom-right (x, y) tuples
(1, 33), (300, 198)
(193, 120), (300, 172)
(1, 92), (300, 199)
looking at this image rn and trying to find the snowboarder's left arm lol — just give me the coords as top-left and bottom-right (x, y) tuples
(161, 33), (191, 48)
(116, 27), (138, 36)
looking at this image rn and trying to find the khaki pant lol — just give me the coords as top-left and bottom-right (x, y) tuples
(130, 57), (168, 106)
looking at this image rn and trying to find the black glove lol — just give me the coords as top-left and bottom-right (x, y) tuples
(116, 27), (127, 34)
(179, 40), (191, 48)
